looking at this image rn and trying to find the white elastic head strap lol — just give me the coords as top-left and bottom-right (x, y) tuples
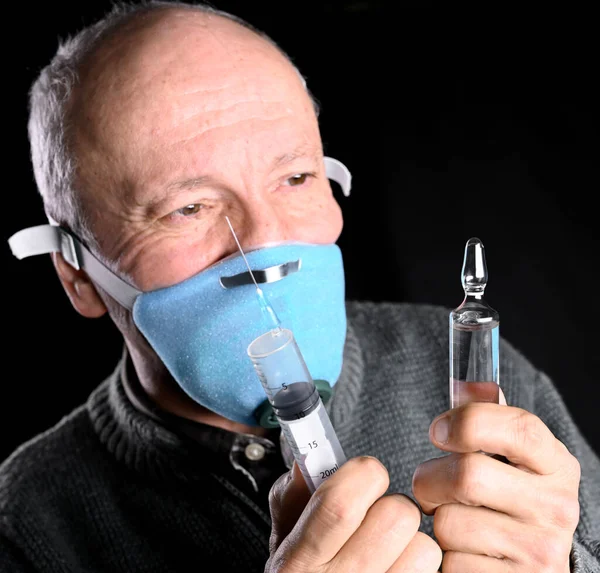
(8, 225), (142, 310)
(324, 156), (351, 197)
(8, 157), (352, 310)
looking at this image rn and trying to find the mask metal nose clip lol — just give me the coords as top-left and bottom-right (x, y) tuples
(219, 259), (301, 289)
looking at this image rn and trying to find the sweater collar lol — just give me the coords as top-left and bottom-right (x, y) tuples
(87, 313), (364, 482)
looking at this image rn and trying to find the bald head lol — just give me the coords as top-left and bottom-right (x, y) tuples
(72, 7), (317, 219)
(28, 2), (318, 251)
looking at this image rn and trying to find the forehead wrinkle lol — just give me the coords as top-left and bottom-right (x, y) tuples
(170, 99), (291, 132)
(166, 112), (298, 150)
(167, 142), (322, 192)
(75, 10), (285, 120)
(71, 9), (321, 222)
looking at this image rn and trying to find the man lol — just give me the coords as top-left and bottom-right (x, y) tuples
(2, 2), (599, 572)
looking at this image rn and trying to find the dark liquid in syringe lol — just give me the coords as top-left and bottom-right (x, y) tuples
(271, 381), (320, 421)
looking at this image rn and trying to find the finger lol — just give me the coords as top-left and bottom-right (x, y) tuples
(330, 494), (421, 571)
(429, 403), (565, 474)
(413, 452), (542, 520)
(434, 503), (574, 570)
(268, 462), (311, 552)
(282, 456), (390, 566)
(434, 503), (521, 560)
(442, 550), (515, 572)
(388, 531), (443, 573)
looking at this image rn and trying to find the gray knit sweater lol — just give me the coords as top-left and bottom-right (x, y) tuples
(1, 302), (599, 572)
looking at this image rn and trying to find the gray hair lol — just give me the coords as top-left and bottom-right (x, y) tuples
(28, 0), (317, 251)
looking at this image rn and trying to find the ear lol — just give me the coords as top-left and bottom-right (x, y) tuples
(51, 252), (108, 318)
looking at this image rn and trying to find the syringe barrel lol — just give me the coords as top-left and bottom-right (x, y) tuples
(247, 328), (319, 420)
(248, 328), (346, 492)
(449, 299), (500, 408)
(278, 400), (346, 492)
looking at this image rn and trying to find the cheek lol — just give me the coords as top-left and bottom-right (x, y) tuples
(117, 227), (229, 291)
(324, 197), (344, 241)
(292, 193), (344, 244)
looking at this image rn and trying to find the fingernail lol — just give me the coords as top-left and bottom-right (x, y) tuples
(432, 416), (450, 444)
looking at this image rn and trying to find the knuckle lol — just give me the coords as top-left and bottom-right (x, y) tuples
(528, 529), (572, 571)
(432, 505), (455, 549)
(352, 455), (390, 490)
(562, 447), (582, 482)
(512, 410), (547, 454)
(368, 495), (421, 540)
(456, 403), (482, 444)
(441, 550), (461, 572)
(268, 473), (289, 513)
(453, 454), (484, 504)
(312, 456), (390, 529)
(547, 491), (580, 530)
(409, 532), (443, 570)
(379, 495), (421, 536)
(312, 487), (361, 530)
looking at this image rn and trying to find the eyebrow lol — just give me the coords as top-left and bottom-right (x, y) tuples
(167, 175), (213, 192)
(272, 145), (322, 169)
(164, 146), (322, 194)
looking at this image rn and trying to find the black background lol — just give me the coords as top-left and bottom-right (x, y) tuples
(3, 1), (599, 462)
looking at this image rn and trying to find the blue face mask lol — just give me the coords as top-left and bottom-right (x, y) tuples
(134, 242), (346, 426)
(9, 157), (352, 427)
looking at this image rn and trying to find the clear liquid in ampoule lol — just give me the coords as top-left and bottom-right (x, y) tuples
(450, 309), (500, 408)
(449, 237), (500, 409)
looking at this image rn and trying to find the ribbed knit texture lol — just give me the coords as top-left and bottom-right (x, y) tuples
(2, 302), (599, 571)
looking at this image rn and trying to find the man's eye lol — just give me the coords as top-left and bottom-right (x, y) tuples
(176, 204), (204, 216)
(286, 173), (311, 187)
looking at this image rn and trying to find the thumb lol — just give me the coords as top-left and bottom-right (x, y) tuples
(268, 462), (311, 554)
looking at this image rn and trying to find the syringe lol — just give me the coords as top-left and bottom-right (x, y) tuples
(225, 217), (347, 493)
(449, 237), (500, 409)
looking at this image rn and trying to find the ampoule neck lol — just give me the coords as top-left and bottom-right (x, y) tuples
(464, 289), (485, 300)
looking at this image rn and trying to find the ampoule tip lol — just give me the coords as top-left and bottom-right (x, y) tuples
(461, 236), (488, 293)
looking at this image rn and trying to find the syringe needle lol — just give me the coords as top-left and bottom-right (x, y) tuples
(225, 216), (260, 290)
(224, 216), (282, 330)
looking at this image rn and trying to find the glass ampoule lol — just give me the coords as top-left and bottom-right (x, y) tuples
(449, 237), (500, 408)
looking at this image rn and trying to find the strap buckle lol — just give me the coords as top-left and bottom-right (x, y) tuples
(59, 229), (80, 270)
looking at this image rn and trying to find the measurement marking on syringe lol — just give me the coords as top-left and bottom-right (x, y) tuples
(309, 464), (339, 480)
(298, 440), (319, 453)
(266, 382), (300, 392)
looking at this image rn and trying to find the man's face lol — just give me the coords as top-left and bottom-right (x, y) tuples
(72, 10), (343, 292)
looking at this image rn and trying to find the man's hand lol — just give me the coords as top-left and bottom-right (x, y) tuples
(266, 456), (442, 572)
(412, 401), (581, 572)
